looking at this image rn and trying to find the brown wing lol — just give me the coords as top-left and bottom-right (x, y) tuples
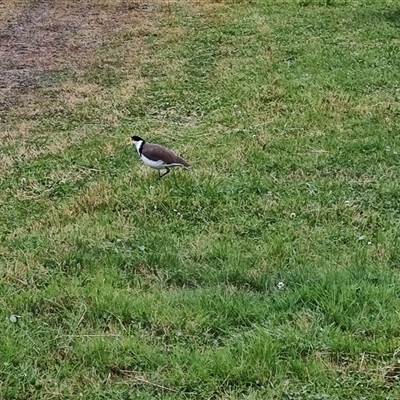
(145, 143), (191, 167)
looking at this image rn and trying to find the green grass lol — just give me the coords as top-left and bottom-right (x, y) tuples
(2, 0), (400, 398)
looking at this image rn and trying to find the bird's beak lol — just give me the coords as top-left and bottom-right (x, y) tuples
(128, 139), (133, 145)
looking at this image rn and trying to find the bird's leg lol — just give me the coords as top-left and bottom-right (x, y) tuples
(159, 168), (170, 179)
(158, 170), (161, 180)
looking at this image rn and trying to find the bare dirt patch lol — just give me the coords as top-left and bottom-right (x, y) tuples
(0, 0), (162, 113)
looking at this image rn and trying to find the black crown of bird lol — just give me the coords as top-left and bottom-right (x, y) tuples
(130, 136), (191, 179)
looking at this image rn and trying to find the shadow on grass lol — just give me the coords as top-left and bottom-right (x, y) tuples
(381, 7), (400, 28)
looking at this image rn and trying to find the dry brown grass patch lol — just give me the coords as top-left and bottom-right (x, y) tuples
(0, 0), (165, 116)
(0, 120), (39, 145)
(76, 181), (114, 213)
(0, 0), (25, 23)
(0, 128), (91, 178)
(57, 81), (104, 107)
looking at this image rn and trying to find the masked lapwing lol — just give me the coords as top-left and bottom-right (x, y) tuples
(130, 136), (191, 179)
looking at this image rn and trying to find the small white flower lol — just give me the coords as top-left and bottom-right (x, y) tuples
(344, 200), (350, 205)
(9, 315), (21, 323)
(277, 282), (285, 290)
(290, 213), (296, 218)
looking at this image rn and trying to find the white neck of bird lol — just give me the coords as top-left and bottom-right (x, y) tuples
(134, 140), (144, 155)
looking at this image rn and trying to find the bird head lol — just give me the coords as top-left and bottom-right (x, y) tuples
(130, 136), (144, 151)
(129, 135), (142, 145)
(131, 136), (143, 143)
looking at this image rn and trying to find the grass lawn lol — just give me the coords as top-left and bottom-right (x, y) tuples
(2, 0), (400, 398)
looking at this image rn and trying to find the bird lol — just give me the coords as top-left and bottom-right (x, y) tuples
(130, 136), (191, 179)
